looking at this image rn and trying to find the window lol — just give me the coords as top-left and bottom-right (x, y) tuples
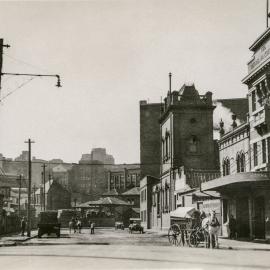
(252, 90), (256, 112)
(254, 142), (258, 167)
(222, 157), (230, 176)
(267, 137), (270, 163)
(120, 175), (125, 188)
(188, 135), (199, 153)
(163, 131), (171, 161)
(262, 139), (267, 163)
(157, 192), (160, 215)
(236, 152), (245, 173)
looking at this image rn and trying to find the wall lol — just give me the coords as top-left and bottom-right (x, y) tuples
(140, 101), (162, 179)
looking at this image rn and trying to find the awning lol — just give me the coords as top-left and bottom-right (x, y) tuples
(201, 172), (270, 192)
(76, 196), (130, 208)
(192, 190), (220, 198)
(170, 207), (197, 219)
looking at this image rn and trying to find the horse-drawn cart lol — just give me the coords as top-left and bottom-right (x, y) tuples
(168, 207), (208, 247)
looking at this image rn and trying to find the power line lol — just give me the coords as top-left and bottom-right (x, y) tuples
(0, 76), (36, 102)
(3, 53), (51, 74)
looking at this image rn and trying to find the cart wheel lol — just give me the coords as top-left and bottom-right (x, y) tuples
(188, 231), (198, 247)
(168, 224), (181, 246)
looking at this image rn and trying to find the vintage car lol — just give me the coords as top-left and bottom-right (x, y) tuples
(128, 218), (144, 234)
(38, 211), (61, 238)
(115, 221), (125, 230)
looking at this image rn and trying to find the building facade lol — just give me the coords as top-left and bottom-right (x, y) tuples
(160, 85), (219, 229)
(107, 164), (141, 193)
(140, 101), (162, 179)
(202, 27), (270, 240)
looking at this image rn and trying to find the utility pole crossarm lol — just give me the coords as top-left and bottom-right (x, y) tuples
(1, 72), (62, 87)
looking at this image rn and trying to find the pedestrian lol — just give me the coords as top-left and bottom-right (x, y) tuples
(74, 217), (78, 233)
(21, 217), (26, 236)
(200, 209), (206, 223)
(229, 214), (237, 239)
(90, 221), (95, 234)
(77, 218), (82, 233)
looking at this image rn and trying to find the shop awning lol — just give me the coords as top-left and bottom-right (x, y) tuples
(170, 207), (196, 219)
(201, 172), (270, 192)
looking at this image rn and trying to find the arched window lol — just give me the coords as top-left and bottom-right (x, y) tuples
(162, 137), (165, 163)
(236, 152), (245, 173)
(222, 157), (230, 176)
(163, 131), (170, 161)
(188, 135), (199, 153)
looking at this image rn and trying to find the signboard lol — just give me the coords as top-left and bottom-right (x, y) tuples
(248, 39), (270, 73)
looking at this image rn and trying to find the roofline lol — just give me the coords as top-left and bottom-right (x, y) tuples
(249, 27), (270, 52)
(219, 122), (249, 142)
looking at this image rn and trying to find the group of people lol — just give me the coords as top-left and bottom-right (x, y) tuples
(68, 217), (95, 234)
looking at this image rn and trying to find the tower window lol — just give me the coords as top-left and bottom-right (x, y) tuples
(188, 135), (199, 153)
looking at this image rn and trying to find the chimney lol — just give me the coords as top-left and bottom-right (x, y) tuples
(219, 119), (225, 137)
(231, 114), (237, 129)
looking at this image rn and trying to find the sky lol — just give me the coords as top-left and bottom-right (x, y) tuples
(0, 0), (267, 164)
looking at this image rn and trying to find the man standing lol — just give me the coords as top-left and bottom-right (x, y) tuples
(229, 214), (237, 239)
(21, 217), (26, 236)
(90, 222), (95, 234)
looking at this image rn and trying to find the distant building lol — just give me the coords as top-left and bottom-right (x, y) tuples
(107, 164), (141, 193)
(69, 161), (107, 201)
(33, 180), (71, 213)
(51, 164), (72, 188)
(80, 148), (115, 164)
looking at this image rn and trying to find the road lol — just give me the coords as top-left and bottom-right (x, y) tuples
(0, 228), (269, 270)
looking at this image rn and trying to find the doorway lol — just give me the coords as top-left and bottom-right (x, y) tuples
(254, 196), (265, 239)
(236, 197), (249, 238)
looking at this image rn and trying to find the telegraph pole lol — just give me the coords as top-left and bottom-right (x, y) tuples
(0, 39), (61, 101)
(0, 39), (10, 95)
(24, 138), (35, 237)
(41, 164), (47, 211)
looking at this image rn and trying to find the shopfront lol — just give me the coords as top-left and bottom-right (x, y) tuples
(202, 172), (270, 239)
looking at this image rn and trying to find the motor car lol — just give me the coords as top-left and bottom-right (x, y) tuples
(128, 218), (144, 234)
(115, 221), (125, 230)
(38, 211), (61, 238)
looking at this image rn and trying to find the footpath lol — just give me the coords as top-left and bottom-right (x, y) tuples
(147, 229), (270, 251)
(0, 230), (38, 247)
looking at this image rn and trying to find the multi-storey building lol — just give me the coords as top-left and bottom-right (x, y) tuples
(140, 101), (162, 179)
(202, 25), (270, 240)
(69, 161), (107, 201)
(107, 164), (141, 193)
(150, 82), (219, 230)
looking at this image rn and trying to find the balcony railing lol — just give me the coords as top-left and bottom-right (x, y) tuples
(186, 169), (221, 188)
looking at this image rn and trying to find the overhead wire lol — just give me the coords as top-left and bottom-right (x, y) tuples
(0, 76), (36, 102)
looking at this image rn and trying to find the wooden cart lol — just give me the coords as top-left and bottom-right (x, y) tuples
(168, 207), (208, 247)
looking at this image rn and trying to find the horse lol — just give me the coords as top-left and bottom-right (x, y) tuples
(202, 213), (220, 249)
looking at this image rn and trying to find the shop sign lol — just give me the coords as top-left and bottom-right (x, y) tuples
(248, 39), (270, 73)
